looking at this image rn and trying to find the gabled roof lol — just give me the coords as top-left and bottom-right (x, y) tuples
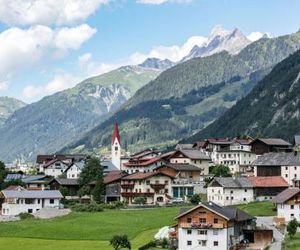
(124, 157), (164, 167)
(130, 148), (160, 159)
(5, 173), (25, 181)
(176, 202), (254, 222)
(248, 176), (288, 188)
(1, 189), (63, 199)
(104, 171), (128, 184)
(169, 149), (210, 160)
(22, 175), (52, 184)
(175, 144), (194, 150)
(156, 163), (201, 172)
(36, 154), (87, 164)
(210, 177), (252, 188)
(251, 138), (291, 146)
(112, 121), (121, 144)
(251, 152), (300, 166)
(121, 171), (175, 180)
(272, 188), (300, 203)
(42, 159), (70, 169)
(206, 138), (233, 145)
(52, 178), (79, 186)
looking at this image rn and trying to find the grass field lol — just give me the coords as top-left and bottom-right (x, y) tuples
(284, 233), (300, 250)
(235, 201), (276, 217)
(0, 207), (181, 250)
(0, 201), (275, 250)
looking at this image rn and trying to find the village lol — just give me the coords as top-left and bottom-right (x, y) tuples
(0, 121), (300, 250)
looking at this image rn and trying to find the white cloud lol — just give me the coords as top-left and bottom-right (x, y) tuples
(128, 35), (207, 62)
(22, 73), (80, 100)
(0, 25), (96, 83)
(0, 81), (8, 91)
(137, 0), (192, 4)
(0, 0), (109, 26)
(247, 31), (272, 42)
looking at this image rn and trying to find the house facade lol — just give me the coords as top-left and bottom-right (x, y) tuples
(120, 172), (174, 205)
(250, 138), (292, 155)
(122, 157), (165, 174)
(252, 152), (300, 185)
(65, 161), (85, 179)
(273, 188), (300, 223)
(168, 149), (211, 175)
(40, 159), (70, 178)
(207, 177), (254, 206)
(170, 202), (255, 250)
(0, 187), (63, 216)
(155, 163), (205, 199)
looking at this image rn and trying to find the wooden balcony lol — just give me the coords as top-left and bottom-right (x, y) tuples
(121, 192), (154, 197)
(180, 222), (213, 229)
(121, 184), (135, 189)
(150, 183), (166, 191)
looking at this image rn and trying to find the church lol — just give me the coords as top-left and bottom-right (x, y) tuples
(111, 120), (121, 169)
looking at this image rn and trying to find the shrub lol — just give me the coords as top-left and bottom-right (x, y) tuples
(133, 197), (147, 205)
(70, 202), (103, 212)
(110, 234), (131, 250)
(103, 201), (125, 209)
(287, 219), (298, 238)
(18, 212), (34, 220)
(138, 241), (156, 250)
(190, 194), (202, 205)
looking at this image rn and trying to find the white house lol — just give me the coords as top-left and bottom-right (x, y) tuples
(170, 202), (255, 250)
(65, 161), (85, 179)
(0, 187), (63, 216)
(41, 159), (70, 178)
(272, 187), (300, 223)
(207, 177), (254, 206)
(168, 149), (211, 175)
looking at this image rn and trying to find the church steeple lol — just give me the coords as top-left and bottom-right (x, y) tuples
(112, 120), (121, 145)
(111, 119), (121, 169)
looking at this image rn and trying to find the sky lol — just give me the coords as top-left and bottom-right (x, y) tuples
(0, 0), (299, 103)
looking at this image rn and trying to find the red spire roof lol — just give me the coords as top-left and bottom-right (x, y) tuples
(112, 120), (121, 145)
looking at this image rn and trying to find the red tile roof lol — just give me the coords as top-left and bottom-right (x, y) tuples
(104, 171), (127, 184)
(122, 171), (175, 180)
(248, 176), (289, 187)
(124, 157), (162, 167)
(112, 121), (121, 144)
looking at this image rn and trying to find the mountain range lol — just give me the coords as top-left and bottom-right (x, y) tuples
(61, 30), (300, 156)
(0, 97), (26, 127)
(184, 48), (300, 143)
(0, 66), (160, 162)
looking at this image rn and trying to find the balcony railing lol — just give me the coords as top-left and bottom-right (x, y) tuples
(121, 184), (135, 189)
(150, 184), (166, 190)
(121, 192), (154, 197)
(180, 222), (213, 229)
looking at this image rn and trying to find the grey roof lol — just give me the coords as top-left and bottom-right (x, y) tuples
(5, 174), (25, 181)
(253, 138), (291, 146)
(163, 163), (202, 171)
(177, 202), (254, 222)
(22, 175), (51, 184)
(178, 149), (211, 160)
(211, 177), (253, 188)
(251, 152), (300, 166)
(272, 188), (300, 203)
(175, 144), (194, 150)
(53, 178), (79, 186)
(1, 190), (63, 199)
(101, 160), (118, 172)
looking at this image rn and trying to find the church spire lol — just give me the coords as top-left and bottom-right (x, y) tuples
(112, 120), (121, 145)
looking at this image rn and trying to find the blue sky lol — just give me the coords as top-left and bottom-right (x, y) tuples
(0, 0), (299, 103)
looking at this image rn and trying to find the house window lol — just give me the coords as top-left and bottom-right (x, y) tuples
(147, 189), (150, 193)
(231, 197), (234, 200)
(214, 218), (218, 224)
(187, 218), (192, 223)
(286, 174), (288, 178)
(213, 229), (218, 235)
(291, 205), (294, 209)
(164, 180), (168, 184)
(230, 190), (233, 194)
(37, 199), (40, 204)
(245, 189), (247, 192)
(214, 241), (219, 246)
(28, 209), (33, 213)
(49, 199), (54, 204)
(115, 146), (118, 151)
(199, 218), (206, 223)
(164, 189), (168, 194)
(146, 180), (150, 185)
(226, 196), (229, 200)
(243, 198), (247, 201)
(187, 229), (192, 234)
(198, 240), (207, 246)
(187, 241), (192, 246)
(286, 167), (288, 170)
(198, 230), (207, 235)
(291, 214), (294, 218)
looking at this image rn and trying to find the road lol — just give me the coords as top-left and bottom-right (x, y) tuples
(256, 216), (284, 250)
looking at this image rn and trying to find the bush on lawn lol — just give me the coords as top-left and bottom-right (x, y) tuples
(18, 212), (34, 220)
(103, 201), (125, 209)
(138, 240), (156, 250)
(133, 197), (147, 205)
(70, 202), (103, 212)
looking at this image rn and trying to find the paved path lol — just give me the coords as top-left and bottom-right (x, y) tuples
(256, 217), (284, 250)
